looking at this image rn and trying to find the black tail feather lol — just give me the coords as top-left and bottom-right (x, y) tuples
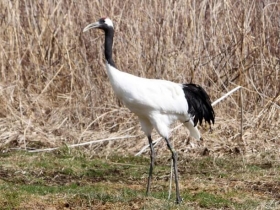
(182, 84), (215, 126)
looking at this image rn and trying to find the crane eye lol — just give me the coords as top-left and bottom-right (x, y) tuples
(99, 18), (106, 23)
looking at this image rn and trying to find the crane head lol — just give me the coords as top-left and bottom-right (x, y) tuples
(83, 17), (113, 32)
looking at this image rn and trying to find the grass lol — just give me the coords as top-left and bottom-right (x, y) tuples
(0, 149), (279, 209)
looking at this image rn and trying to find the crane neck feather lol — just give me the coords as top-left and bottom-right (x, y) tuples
(104, 28), (116, 67)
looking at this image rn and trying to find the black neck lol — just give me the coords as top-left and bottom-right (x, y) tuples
(104, 28), (116, 67)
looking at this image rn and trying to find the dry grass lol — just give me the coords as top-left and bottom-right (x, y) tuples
(1, 150), (280, 209)
(0, 0), (279, 157)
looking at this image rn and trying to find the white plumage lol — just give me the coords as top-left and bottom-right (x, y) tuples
(105, 63), (200, 139)
(83, 17), (215, 204)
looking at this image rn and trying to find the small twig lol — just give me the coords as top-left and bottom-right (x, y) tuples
(34, 65), (64, 102)
(78, 109), (118, 143)
(240, 88), (244, 143)
(23, 118), (31, 150)
(28, 135), (137, 153)
(211, 86), (242, 106)
(57, 117), (68, 130)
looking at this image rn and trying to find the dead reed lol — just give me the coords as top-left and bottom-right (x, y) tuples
(0, 0), (279, 157)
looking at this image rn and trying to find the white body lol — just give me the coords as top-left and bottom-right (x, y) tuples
(106, 62), (200, 139)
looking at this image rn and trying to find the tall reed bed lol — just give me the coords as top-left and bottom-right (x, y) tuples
(0, 0), (279, 155)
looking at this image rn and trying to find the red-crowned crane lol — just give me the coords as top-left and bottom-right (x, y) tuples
(83, 17), (215, 204)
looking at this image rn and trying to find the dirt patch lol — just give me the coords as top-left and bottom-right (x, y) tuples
(247, 181), (280, 200)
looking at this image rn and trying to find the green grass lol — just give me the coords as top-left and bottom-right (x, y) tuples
(190, 191), (232, 208)
(0, 149), (279, 209)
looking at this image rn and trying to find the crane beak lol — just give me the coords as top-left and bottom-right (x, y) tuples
(83, 22), (100, 32)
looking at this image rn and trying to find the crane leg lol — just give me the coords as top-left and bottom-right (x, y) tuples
(165, 138), (182, 204)
(146, 135), (155, 195)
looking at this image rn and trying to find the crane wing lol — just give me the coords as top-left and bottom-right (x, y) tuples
(109, 70), (188, 116)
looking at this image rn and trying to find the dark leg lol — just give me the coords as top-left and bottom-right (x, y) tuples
(165, 138), (182, 204)
(146, 135), (155, 195)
